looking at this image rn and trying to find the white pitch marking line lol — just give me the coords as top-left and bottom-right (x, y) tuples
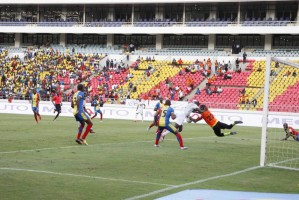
(0, 167), (175, 187)
(125, 166), (261, 200)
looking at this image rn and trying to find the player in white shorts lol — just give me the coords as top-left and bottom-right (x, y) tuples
(134, 99), (146, 122)
(160, 100), (200, 141)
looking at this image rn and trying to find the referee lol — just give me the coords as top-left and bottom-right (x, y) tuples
(52, 93), (62, 121)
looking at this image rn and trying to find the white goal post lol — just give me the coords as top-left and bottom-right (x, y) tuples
(260, 56), (299, 170)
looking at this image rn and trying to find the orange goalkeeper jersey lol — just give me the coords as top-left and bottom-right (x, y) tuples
(201, 109), (218, 127)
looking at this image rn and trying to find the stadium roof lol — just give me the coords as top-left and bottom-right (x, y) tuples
(1, 0), (293, 4)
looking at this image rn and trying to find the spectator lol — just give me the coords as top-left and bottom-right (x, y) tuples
(224, 73), (232, 80)
(235, 58), (240, 69)
(239, 95), (246, 104)
(177, 58), (183, 67)
(132, 85), (137, 93)
(292, 71), (297, 77)
(127, 73), (133, 79)
(194, 59), (200, 70)
(8, 94), (13, 103)
(179, 70), (183, 76)
(202, 69), (207, 77)
(270, 69), (277, 76)
(243, 52), (247, 63)
(228, 61), (232, 70)
(236, 67), (241, 73)
(168, 81), (173, 91)
(170, 89), (175, 100)
(206, 78), (212, 87)
(257, 64), (262, 72)
(213, 86), (218, 94)
(240, 88), (246, 95)
(186, 86), (192, 93)
(147, 63), (152, 70)
(165, 77), (169, 85)
(114, 92), (119, 103)
(189, 79), (195, 89)
(251, 98), (257, 108)
(172, 58), (177, 67)
(126, 91), (131, 99)
(178, 89), (184, 101)
(217, 86), (223, 94)
(246, 98), (251, 106)
(187, 65), (193, 73)
(215, 59), (219, 71)
(283, 70), (291, 77)
(205, 86), (212, 95)
(190, 67), (196, 74)
(129, 82), (133, 90)
(195, 88), (201, 95)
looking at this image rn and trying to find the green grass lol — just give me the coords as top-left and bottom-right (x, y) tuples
(0, 114), (299, 200)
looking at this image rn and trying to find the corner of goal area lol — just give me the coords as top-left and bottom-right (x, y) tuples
(154, 189), (299, 200)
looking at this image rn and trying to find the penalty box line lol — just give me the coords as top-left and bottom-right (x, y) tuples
(125, 166), (261, 200)
(0, 136), (216, 155)
(0, 167), (175, 187)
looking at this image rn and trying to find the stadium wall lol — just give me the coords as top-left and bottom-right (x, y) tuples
(1, 100), (299, 128)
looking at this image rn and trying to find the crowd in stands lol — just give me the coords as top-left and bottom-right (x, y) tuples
(0, 46), (107, 102)
(1, 45), (297, 113)
(190, 56), (259, 109)
(0, 47), (248, 108)
(135, 57), (207, 101)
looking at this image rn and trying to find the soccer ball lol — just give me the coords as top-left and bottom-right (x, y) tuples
(187, 113), (202, 123)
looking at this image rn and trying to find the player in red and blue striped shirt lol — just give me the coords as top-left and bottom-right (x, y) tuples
(71, 84), (93, 145)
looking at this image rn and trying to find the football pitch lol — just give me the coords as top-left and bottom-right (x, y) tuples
(0, 113), (299, 200)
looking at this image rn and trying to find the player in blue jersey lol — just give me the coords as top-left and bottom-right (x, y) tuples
(30, 88), (42, 123)
(71, 84), (93, 145)
(147, 97), (163, 131)
(154, 99), (188, 150)
(91, 95), (103, 122)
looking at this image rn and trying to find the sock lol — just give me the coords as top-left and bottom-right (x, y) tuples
(77, 124), (84, 139)
(100, 113), (102, 120)
(149, 122), (155, 128)
(155, 131), (161, 145)
(82, 124), (92, 139)
(53, 113), (59, 121)
(176, 133), (184, 147)
(223, 132), (230, 136)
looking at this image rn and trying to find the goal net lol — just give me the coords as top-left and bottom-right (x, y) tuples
(261, 56), (299, 171)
